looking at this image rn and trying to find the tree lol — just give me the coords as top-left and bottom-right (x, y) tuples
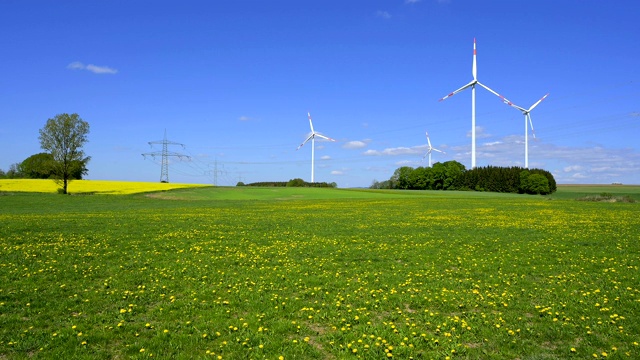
(391, 166), (414, 189)
(38, 113), (90, 194)
(286, 178), (305, 187)
(443, 160), (465, 189)
(18, 153), (54, 179)
(5, 163), (24, 179)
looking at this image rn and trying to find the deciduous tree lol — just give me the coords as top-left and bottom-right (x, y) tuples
(38, 113), (90, 194)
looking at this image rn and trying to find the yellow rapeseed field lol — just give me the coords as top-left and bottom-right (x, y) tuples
(0, 179), (210, 194)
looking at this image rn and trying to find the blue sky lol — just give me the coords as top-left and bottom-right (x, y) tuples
(1, 0), (639, 187)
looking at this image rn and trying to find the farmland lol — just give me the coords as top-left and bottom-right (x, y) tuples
(1, 183), (639, 359)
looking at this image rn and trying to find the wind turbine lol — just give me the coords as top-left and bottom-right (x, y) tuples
(439, 38), (504, 169)
(422, 131), (445, 168)
(296, 112), (336, 183)
(491, 92), (549, 168)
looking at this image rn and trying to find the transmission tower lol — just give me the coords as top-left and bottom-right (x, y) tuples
(142, 129), (190, 183)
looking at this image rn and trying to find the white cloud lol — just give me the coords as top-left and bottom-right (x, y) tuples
(331, 170), (344, 175)
(67, 61), (118, 74)
(321, 155), (331, 160)
(395, 160), (416, 166)
(405, 0), (421, 3)
(86, 64), (118, 74)
(563, 165), (583, 172)
(238, 116), (251, 121)
(376, 11), (391, 19)
(466, 126), (492, 139)
(67, 61), (84, 70)
(343, 140), (368, 149)
(364, 146), (419, 156)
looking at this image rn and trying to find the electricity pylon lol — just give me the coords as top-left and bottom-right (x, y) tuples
(142, 129), (190, 183)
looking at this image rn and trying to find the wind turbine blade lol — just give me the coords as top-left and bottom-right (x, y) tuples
(528, 114), (536, 139)
(477, 82), (525, 111)
(433, 148), (445, 154)
(425, 132), (432, 147)
(315, 133), (336, 142)
(297, 134), (314, 150)
(307, 112), (315, 133)
(472, 38), (477, 81)
(439, 81), (475, 102)
(528, 93), (549, 112)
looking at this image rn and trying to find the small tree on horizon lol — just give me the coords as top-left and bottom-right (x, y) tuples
(38, 113), (90, 194)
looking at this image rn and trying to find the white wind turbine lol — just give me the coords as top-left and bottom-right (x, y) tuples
(439, 38), (504, 169)
(422, 131), (445, 168)
(491, 92), (549, 168)
(296, 112), (336, 183)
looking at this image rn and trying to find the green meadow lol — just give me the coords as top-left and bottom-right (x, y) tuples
(1, 185), (639, 359)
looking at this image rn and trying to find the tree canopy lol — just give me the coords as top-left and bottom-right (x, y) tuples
(38, 113), (90, 194)
(17, 152), (88, 180)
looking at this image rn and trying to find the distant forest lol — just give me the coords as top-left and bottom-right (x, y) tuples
(238, 178), (337, 188)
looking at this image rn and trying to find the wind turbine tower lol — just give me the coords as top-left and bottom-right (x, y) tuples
(296, 112), (335, 183)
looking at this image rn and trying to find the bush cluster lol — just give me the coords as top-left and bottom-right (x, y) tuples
(372, 161), (556, 195)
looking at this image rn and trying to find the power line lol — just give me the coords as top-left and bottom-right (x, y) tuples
(142, 129), (190, 183)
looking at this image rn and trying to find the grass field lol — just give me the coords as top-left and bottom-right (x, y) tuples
(1, 182), (639, 359)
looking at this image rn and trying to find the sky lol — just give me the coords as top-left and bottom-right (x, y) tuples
(1, 0), (639, 187)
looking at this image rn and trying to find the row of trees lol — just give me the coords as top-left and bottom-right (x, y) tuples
(238, 178), (338, 188)
(371, 161), (556, 195)
(1, 113), (90, 194)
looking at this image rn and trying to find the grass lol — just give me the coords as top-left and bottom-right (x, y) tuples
(0, 183), (639, 359)
(550, 184), (640, 201)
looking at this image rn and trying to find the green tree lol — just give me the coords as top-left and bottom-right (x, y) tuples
(391, 166), (414, 189)
(443, 160), (465, 189)
(286, 178), (305, 187)
(408, 167), (429, 189)
(6, 163), (24, 179)
(38, 113), (90, 194)
(19, 153), (54, 179)
(526, 174), (550, 194)
(520, 170), (550, 195)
